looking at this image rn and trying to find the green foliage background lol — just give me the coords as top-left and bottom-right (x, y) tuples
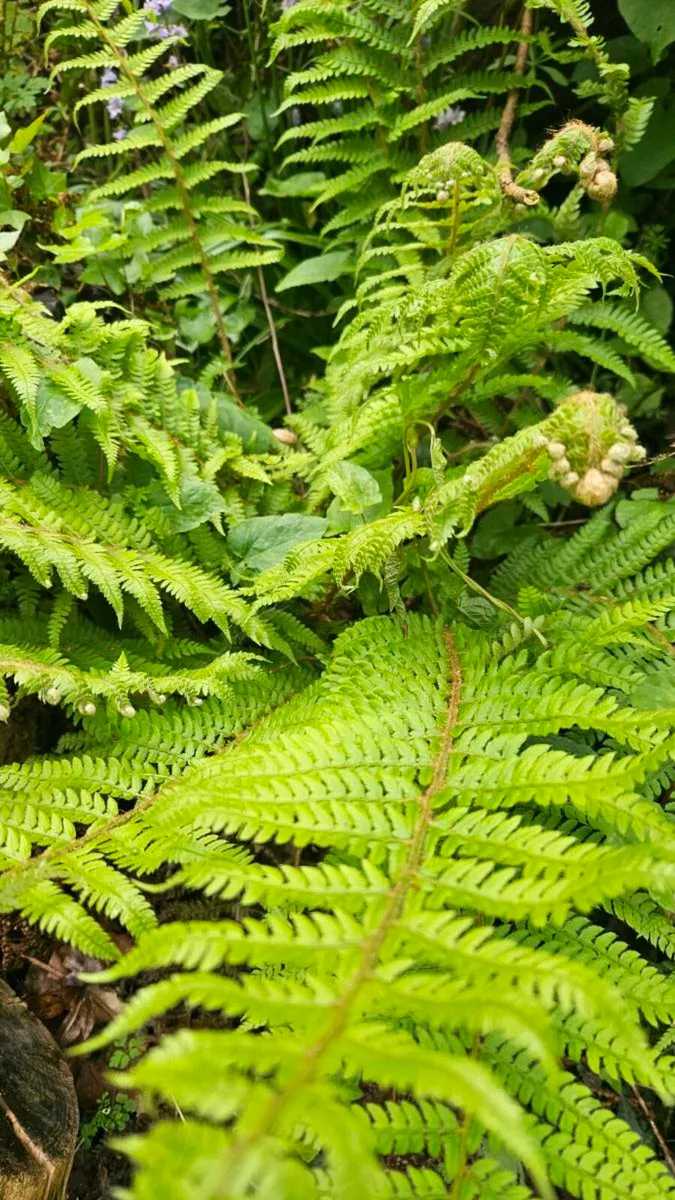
(0, 1), (675, 1196)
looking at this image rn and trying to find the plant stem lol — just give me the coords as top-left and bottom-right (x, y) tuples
(495, 5), (538, 206)
(242, 171), (291, 415)
(221, 630), (463, 1178)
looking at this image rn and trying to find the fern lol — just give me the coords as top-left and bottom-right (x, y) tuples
(14, 604), (673, 1198)
(0, 1), (674, 1196)
(271, 0), (550, 229)
(38, 0), (283, 388)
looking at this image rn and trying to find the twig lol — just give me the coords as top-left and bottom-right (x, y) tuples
(495, 6), (539, 207)
(631, 1085), (675, 1177)
(242, 173), (292, 415)
(257, 260), (292, 416)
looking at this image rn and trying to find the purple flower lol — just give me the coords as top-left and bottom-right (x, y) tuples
(113, 127), (127, 141)
(107, 95), (124, 118)
(145, 14), (186, 38)
(282, 0), (298, 8)
(100, 67), (118, 88)
(433, 104), (467, 131)
(167, 54), (180, 68)
(145, 0), (172, 11)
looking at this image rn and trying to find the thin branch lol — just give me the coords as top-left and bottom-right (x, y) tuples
(631, 1086), (675, 1177)
(242, 172), (292, 415)
(495, 6), (539, 207)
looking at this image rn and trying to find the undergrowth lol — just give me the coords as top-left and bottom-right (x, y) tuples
(1, 0), (675, 1196)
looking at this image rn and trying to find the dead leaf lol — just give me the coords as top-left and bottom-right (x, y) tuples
(24, 948), (124, 1046)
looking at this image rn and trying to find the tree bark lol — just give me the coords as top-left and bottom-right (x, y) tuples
(0, 979), (78, 1199)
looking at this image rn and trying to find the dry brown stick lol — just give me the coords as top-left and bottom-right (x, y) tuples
(631, 1085), (675, 1177)
(495, 6), (539, 206)
(242, 172), (292, 416)
(257, 262), (292, 416)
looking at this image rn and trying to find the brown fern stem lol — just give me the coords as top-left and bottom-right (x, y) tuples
(496, 6), (539, 207)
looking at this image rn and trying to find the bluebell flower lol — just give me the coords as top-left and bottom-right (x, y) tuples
(145, 0), (173, 12)
(433, 104), (467, 131)
(100, 67), (118, 88)
(113, 127), (127, 141)
(107, 96), (124, 119)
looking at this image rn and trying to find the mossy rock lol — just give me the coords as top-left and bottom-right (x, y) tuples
(0, 979), (78, 1199)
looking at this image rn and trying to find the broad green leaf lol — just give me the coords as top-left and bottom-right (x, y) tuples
(618, 0), (675, 59)
(261, 173), (327, 198)
(0, 209), (28, 231)
(631, 666), (675, 710)
(9, 111), (50, 155)
(325, 461), (382, 515)
(228, 514), (327, 573)
(276, 250), (352, 292)
(169, 0), (230, 17)
(34, 377), (82, 436)
(150, 476), (227, 534)
(620, 101), (675, 186)
(0, 229), (21, 257)
(640, 285), (673, 335)
(203, 389), (276, 452)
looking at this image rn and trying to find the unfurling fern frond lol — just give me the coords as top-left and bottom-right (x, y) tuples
(271, 1), (548, 230)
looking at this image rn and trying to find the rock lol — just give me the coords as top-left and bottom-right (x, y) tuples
(0, 979), (78, 1199)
